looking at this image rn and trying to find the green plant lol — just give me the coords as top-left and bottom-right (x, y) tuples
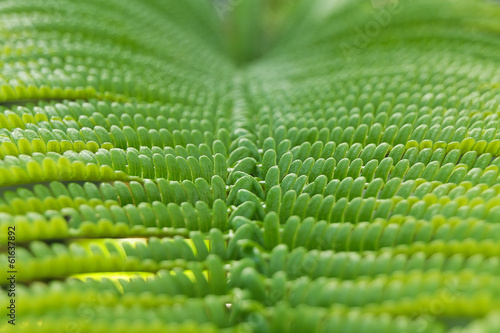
(1, 0), (500, 332)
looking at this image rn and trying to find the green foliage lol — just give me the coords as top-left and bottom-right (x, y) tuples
(1, 0), (500, 332)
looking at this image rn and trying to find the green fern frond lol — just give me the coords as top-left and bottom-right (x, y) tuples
(2, 0), (500, 331)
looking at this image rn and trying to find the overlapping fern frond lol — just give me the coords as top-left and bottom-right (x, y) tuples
(1, 0), (500, 332)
